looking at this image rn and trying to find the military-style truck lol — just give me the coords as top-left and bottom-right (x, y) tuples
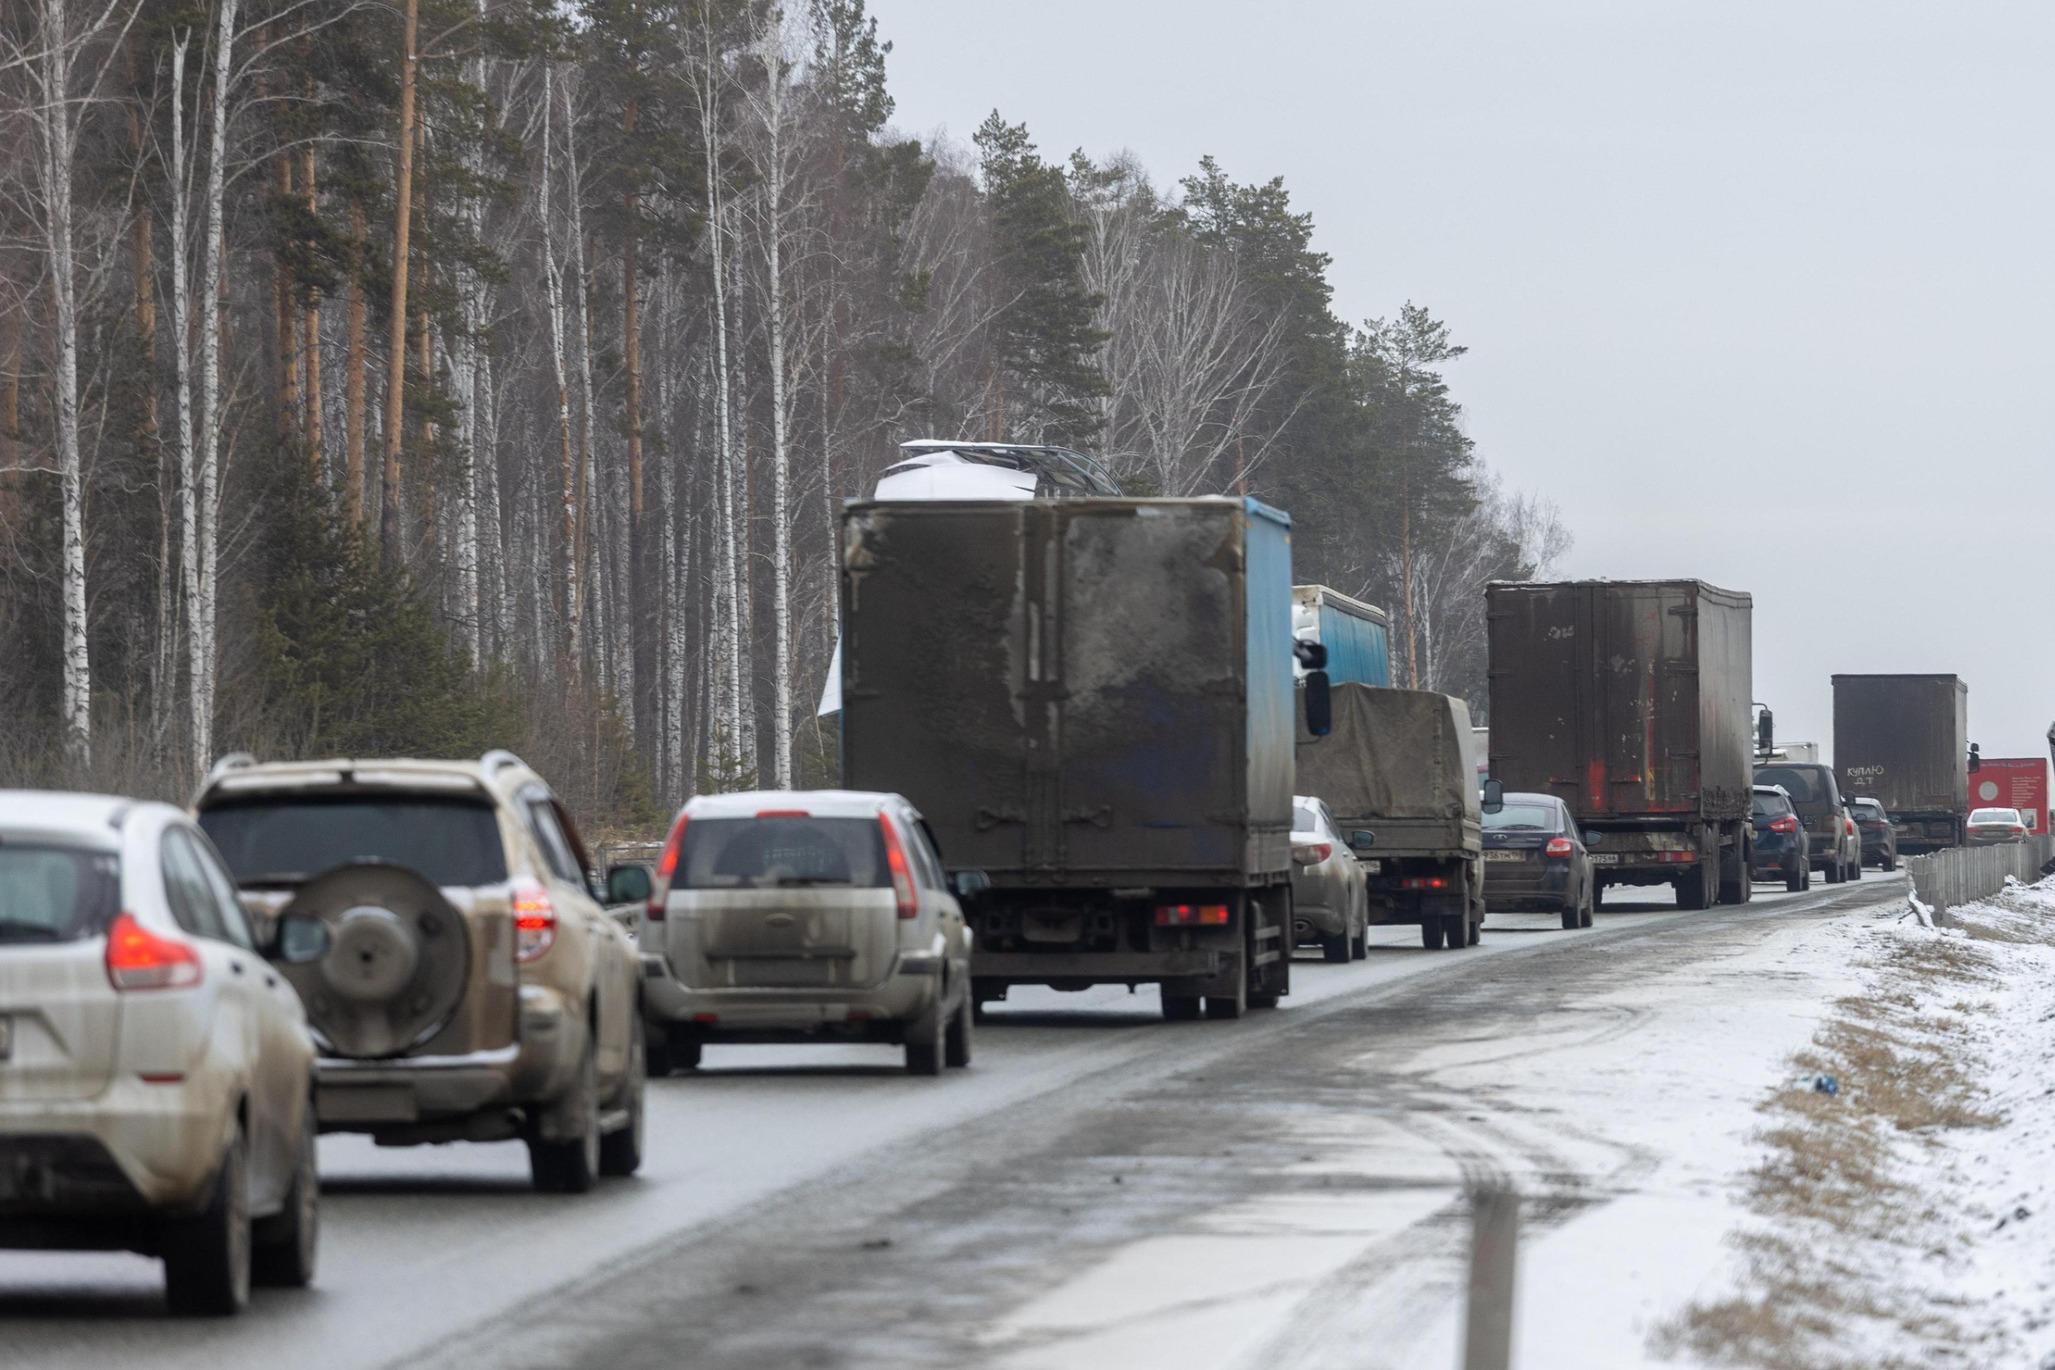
(1297, 684), (1487, 950)
(839, 496), (1323, 1022)
(1833, 674), (1977, 854)
(1486, 579), (1755, 909)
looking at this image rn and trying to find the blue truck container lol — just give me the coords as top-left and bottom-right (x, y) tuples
(840, 496), (1299, 1020)
(1293, 584), (1392, 688)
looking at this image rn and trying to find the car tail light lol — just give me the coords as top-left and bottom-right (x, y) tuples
(878, 814), (918, 919)
(1291, 841), (1333, 865)
(1401, 877), (1448, 890)
(1154, 903), (1230, 926)
(1657, 851), (1697, 864)
(1769, 815), (1798, 834)
(2013, 825), (2028, 837)
(1845, 819), (1856, 837)
(105, 913), (202, 991)
(512, 880), (557, 962)
(647, 815), (687, 923)
(1545, 837), (1574, 859)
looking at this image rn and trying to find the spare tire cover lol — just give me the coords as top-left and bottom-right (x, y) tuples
(281, 861), (471, 1059)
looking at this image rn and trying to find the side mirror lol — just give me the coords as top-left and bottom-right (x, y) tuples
(1349, 829), (1376, 851)
(1756, 708), (1774, 756)
(949, 869), (992, 899)
(1969, 743), (1982, 774)
(606, 863), (654, 906)
(269, 911), (331, 965)
(1303, 670), (1332, 738)
(1481, 778), (1505, 814)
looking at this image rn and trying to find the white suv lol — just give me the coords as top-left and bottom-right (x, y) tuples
(640, 791), (977, 1076)
(0, 791), (330, 1314)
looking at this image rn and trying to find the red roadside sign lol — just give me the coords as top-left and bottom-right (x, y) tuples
(1968, 757), (2052, 833)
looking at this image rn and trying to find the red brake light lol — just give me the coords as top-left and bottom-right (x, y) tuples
(1291, 842), (1333, 866)
(1769, 815), (1799, 834)
(105, 913), (202, 991)
(755, 809), (811, 818)
(878, 815), (918, 920)
(1545, 837), (1574, 859)
(647, 815), (687, 922)
(1845, 819), (1856, 836)
(512, 880), (557, 961)
(1400, 877), (1449, 890)
(1154, 903), (1230, 926)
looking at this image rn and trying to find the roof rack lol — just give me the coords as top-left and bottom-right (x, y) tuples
(205, 752), (257, 786)
(481, 749), (528, 775)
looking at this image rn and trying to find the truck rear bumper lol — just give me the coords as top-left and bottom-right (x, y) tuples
(969, 948), (1226, 985)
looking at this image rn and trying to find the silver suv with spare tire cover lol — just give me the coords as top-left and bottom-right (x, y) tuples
(192, 752), (646, 1193)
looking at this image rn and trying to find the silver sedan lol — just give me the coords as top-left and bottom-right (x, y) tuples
(1290, 797), (1367, 962)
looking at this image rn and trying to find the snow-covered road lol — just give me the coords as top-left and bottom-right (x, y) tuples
(0, 875), (1905, 1369)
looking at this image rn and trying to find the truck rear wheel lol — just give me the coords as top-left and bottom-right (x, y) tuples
(1204, 985), (1247, 1019)
(1161, 990), (1203, 1021)
(1676, 864), (1710, 910)
(1419, 920), (1446, 951)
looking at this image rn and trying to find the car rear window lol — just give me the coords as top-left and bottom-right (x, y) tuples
(1852, 802), (1885, 820)
(680, 817), (888, 890)
(1970, 809), (2020, 825)
(1484, 803), (1558, 832)
(1751, 792), (1792, 819)
(1292, 805), (1319, 832)
(0, 844), (120, 944)
(198, 796), (508, 887)
(1755, 767), (1827, 805)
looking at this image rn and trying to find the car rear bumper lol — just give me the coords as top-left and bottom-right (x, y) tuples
(1482, 857), (1571, 910)
(1290, 899), (1346, 940)
(0, 1073), (238, 1218)
(640, 953), (945, 1038)
(313, 984), (570, 1135)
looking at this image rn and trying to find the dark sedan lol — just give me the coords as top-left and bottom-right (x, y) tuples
(1849, 797), (1898, 871)
(1751, 785), (1811, 891)
(1482, 793), (1593, 930)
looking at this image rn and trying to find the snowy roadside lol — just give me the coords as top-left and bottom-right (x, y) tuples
(1658, 878), (2055, 1369)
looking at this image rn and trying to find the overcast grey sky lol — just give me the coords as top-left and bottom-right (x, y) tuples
(868, 0), (2055, 765)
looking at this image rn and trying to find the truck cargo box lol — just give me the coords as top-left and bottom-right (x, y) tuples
(840, 497), (1294, 889)
(1486, 580), (1754, 823)
(1292, 584), (1391, 688)
(1296, 684), (1481, 853)
(1832, 675), (1971, 828)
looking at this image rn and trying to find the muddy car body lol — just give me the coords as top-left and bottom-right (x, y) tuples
(192, 753), (645, 1193)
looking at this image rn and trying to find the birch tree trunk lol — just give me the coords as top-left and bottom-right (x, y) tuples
(193, 0), (241, 774)
(539, 63), (581, 664)
(344, 199), (368, 525)
(750, 10), (796, 787)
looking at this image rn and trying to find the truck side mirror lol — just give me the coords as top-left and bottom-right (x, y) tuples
(1303, 670), (1332, 737)
(1756, 709), (1774, 756)
(1292, 639), (1328, 672)
(1481, 778), (1504, 814)
(1969, 743), (1982, 774)
(1349, 830), (1376, 851)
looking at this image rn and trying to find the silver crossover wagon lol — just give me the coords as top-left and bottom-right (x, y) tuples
(639, 791), (977, 1077)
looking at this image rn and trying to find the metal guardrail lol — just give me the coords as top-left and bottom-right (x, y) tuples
(1906, 836), (2055, 918)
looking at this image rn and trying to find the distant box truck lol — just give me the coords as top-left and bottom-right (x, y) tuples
(1486, 579), (1755, 909)
(1292, 584), (1391, 688)
(840, 497), (1300, 1022)
(1968, 757), (2049, 834)
(1832, 674), (1973, 853)
(1297, 684), (1484, 949)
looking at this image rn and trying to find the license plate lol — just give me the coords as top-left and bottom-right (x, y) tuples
(1590, 853), (1622, 864)
(318, 1084), (418, 1125)
(1362, 860), (1382, 873)
(1484, 850), (1525, 863)
(0, 1015), (11, 1061)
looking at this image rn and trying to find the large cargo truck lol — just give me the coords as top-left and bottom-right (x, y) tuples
(1292, 584), (1392, 688)
(1969, 757), (2050, 834)
(1832, 674), (1975, 854)
(1297, 685), (1485, 950)
(840, 497), (1305, 1022)
(1486, 579), (1755, 909)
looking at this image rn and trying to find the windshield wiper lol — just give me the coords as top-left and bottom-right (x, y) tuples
(0, 919), (67, 943)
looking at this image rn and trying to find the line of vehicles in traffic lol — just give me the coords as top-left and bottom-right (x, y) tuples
(0, 442), (2031, 1318)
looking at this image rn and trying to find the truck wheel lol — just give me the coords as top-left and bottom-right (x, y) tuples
(1419, 920), (1446, 951)
(1161, 990), (1203, 1021)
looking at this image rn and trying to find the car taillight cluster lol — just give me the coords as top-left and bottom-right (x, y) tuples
(646, 814), (688, 923)
(1769, 815), (1799, 834)
(878, 814), (918, 920)
(512, 880), (557, 962)
(1291, 841), (1333, 865)
(104, 912), (202, 991)
(1545, 837), (1574, 859)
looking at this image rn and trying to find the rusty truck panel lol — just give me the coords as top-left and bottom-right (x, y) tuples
(1833, 674), (1971, 852)
(1486, 580), (1754, 823)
